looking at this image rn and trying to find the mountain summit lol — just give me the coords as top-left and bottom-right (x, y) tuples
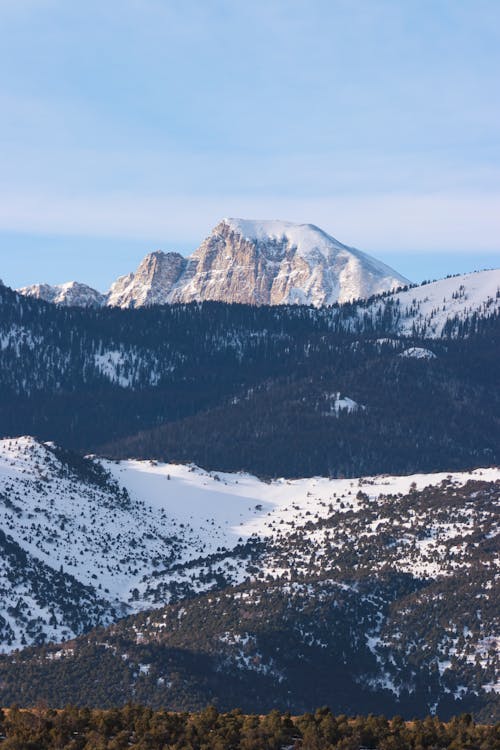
(16, 219), (409, 308)
(17, 280), (106, 307)
(171, 218), (409, 307)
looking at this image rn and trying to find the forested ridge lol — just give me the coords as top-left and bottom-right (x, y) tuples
(0, 284), (499, 477)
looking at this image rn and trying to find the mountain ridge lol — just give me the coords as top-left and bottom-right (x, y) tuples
(17, 280), (106, 308)
(16, 218), (410, 308)
(1, 272), (499, 473)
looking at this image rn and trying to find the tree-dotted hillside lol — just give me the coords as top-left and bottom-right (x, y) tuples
(1, 478), (497, 721)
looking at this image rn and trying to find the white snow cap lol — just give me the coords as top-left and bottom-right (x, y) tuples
(222, 218), (351, 256)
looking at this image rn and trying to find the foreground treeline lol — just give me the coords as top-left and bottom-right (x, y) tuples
(0, 705), (498, 750)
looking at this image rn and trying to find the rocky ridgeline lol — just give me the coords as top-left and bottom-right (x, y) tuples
(17, 218), (409, 308)
(17, 280), (106, 308)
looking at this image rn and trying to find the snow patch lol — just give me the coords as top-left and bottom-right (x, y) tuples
(400, 347), (437, 360)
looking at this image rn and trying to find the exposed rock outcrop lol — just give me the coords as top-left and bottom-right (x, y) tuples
(17, 281), (106, 307)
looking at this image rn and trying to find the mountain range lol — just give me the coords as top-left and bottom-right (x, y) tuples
(17, 218), (409, 308)
(1, 231), (499, 720)
(1, 269), (499, 472)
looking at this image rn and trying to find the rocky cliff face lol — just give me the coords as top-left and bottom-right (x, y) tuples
(17, 281), (106, 307)
(169, 219), (408, 306)
(107, 251), (187, 308)
(16, 219), (409, 308)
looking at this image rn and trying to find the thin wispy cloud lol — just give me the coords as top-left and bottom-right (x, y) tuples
(1, 189), (499, 253)
(0, 0), (499, 285)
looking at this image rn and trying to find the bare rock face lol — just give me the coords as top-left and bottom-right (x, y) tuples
(169, 221), (299, 305)
(106, 219), (409, 308)
(16, 219), (410, 309)
(169, 219), (409, 306)
(17, 281), (106, 308)
(106, 251), (187, 308)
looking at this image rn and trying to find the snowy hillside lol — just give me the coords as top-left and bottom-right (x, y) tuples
(0, 435), (498, 657)
(0, 436), (498, 716)
(370, 268), (500, 337)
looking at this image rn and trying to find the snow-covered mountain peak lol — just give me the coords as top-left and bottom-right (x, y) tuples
(178, 218), (409, 306)
(16, 280), (106, 308)
(220, 218), (401, 272)
(15, 218), (410, 309)
(220, 217), (346, 255)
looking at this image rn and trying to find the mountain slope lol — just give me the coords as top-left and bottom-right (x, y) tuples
(104, 346), (500, 477)
(0, 442), (497, 719)
(16, 218), (409, 307)
(362, 269), (500, 337)
(1, 280), (499, 475)
(0, 438), (130, 648)
(2, 433), (498, 651)
(14, 246), (499, 334)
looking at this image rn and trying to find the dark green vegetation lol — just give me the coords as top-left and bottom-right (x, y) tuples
(0, 705), (498, 749)
(0, 284), (499, 477)
(1, 480), (498, 721)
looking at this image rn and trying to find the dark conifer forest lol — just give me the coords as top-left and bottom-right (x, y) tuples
(0, 284), (498, 478)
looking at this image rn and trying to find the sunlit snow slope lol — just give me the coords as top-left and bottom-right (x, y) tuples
(0, 435), (498, 653)
(369, 268), (500, 337)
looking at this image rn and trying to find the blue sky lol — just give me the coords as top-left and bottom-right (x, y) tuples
(0, 0), (499, 289)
